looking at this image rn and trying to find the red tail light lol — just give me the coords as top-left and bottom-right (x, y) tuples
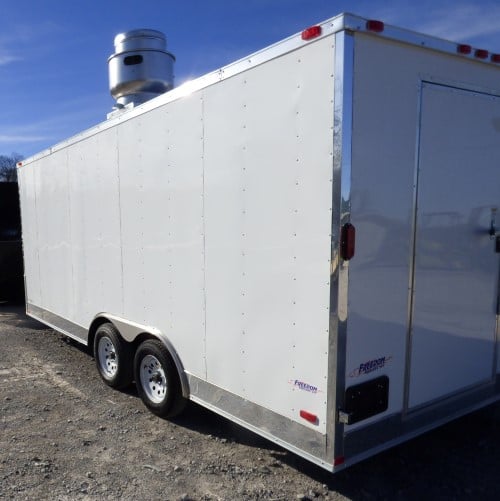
(300, 410), (318, 424)
(457, 44), (472, 55)
(366, 20), (384, 33)
(341, 223), (356, 260)
(301, 25), (322, 41)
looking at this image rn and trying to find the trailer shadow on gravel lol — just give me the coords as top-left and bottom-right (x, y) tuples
(170, 402), (279, 451)
(169, 397), (500, 498)
(276, 403), (500, 498)
(161, 362), (500, 499)
(170, 383), (500, 498)
(0, 300), (48, 331)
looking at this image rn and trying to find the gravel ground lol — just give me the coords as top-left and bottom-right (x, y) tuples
(1, 301), (499, 500)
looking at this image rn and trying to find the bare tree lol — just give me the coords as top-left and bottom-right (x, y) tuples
(0, 153), (23, 182)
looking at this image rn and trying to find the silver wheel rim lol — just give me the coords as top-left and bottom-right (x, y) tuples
(140, 354), (167, 404)
(97, 336), (118, 379)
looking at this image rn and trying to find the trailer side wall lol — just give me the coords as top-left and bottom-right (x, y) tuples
(18, 35), (336, 447)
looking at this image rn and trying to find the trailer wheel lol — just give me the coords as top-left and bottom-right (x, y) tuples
(94, 323), (133, 389)
(134, 339), (186, 418)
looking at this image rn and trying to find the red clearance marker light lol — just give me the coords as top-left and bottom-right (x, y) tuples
(457, 44), (472, 55)
(334, 456), (345, 466)
(340, 223), (356, 261)
(366, 20), (384, 33)
(300, 410), (318, 424)
(491, 54), (500, 63)
(475, 49), (489, 59)
(301, 25), (322, 40)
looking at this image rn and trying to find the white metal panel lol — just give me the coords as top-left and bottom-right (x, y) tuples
(409, 84), (500, 408)
(115, 117), (146, 324)
(17, 166), (41, 306)
(33, 149), (74, 318)
(117, 96), (206, 378)
(347, 34), (500, 429)
(203, 36), (334, 430)
(346, 36), (423, 427)
(67, 128), (123, 331)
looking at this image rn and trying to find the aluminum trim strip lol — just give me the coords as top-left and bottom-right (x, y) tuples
(187, 374), (330, 470)
(420, 76), (500, 98)
(326, 30), (355, 465)
(403, 80), (425, 414)
(26, 303), (88, 344)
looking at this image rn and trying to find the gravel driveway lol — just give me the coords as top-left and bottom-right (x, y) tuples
(1, 301), (499, 500)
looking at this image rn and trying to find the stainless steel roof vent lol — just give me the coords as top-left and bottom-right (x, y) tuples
(108, 29), (175, 116)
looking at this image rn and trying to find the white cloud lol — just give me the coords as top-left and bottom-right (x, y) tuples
(0, 93), (108, 155)
(0, 48), (21, 66)
(0, 21), (64, 46)
(0, 135), (51, 143)
(374, 1), (500, 44)
(414, 4), (500, 42)
(0, 21), (65, 67)
(0, 55), (20, 65)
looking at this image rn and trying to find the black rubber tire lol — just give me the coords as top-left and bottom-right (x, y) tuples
(134, 339), (186, 418)
(94, 323), (133, 390)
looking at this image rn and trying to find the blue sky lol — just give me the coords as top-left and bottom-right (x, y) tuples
(2, 0), (500, 158)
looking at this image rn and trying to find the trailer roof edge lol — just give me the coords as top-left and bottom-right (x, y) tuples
(21, 12), (500, 166)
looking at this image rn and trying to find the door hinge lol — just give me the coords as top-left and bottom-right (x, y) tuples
(338, 410), (353, 425)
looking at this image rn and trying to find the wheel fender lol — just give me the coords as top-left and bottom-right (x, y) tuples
(89, 313), (190, 399)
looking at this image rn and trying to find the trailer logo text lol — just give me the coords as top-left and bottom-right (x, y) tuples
(349, 356), (392, 378)
(289, 379), (322, 394)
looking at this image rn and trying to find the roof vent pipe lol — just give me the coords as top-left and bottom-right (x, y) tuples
(108, 29), (175, 116)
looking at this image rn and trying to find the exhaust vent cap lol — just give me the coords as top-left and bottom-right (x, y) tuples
(108, 28), (175, 112)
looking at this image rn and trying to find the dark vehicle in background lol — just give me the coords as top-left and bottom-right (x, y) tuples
(0, 183), (23, 301)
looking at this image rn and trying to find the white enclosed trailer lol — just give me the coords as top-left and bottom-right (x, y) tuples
(18, 13), (500, 471)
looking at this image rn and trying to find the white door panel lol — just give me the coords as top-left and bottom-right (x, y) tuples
(409, 83), (500, 408)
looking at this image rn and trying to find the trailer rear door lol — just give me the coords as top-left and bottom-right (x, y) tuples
(409, 83), (500, 409)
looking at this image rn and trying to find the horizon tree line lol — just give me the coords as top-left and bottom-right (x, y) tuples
(0, 153), (23, 182)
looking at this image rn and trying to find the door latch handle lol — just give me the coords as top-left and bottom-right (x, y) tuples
(490, 208), (498, 239)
